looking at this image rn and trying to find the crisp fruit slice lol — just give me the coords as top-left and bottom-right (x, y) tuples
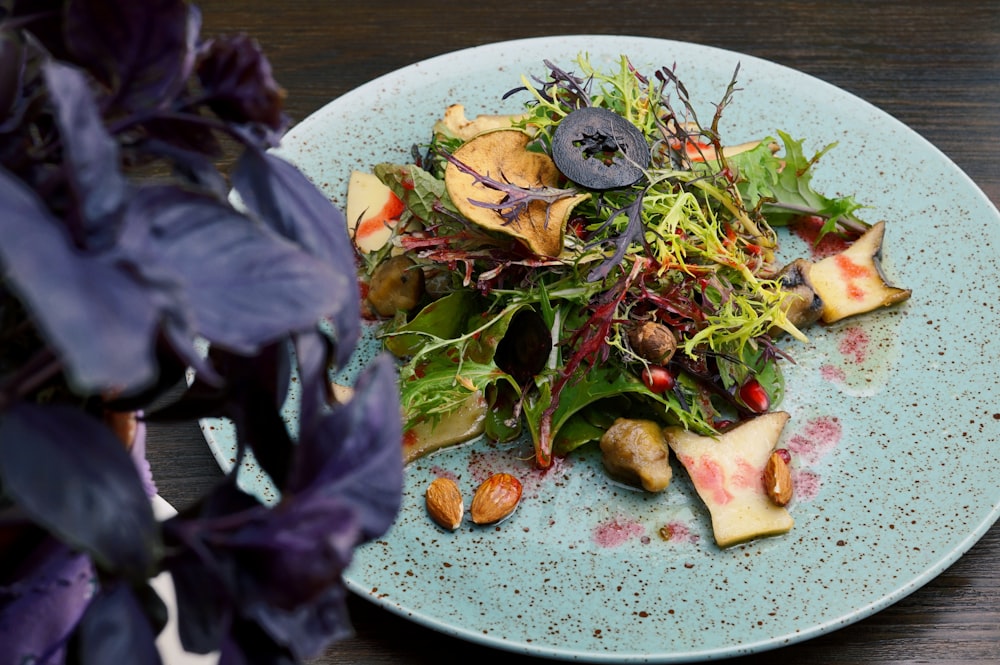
(664, 412), (794, 547)
(432, 103), (527, 141)
(345, 170), (405, 253)
(807, 221), (911, 323)
(443, 129), (589, 257)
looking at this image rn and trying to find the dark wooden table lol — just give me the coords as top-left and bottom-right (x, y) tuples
(149, 1), (1000, 662)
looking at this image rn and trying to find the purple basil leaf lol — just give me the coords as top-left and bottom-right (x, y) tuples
(224, 349), (296, 489)
(118, 184), (349, 355)
(292, 330), (333, 433)
(196, 34), (287, 132)
(242, 585), (352, 662)
(0, 29), (27, 131)
(64, 0), (195, 112)
(288, 353), (403, 541)
(0, 166), (162, 391)
(0, 537), (94, 665)
(0, 402), (160, 579)
(8, 0), (70, 62)
(42, 60), (128, 249)
(231, 147), (361, 366)
(220, 492), (358, 610)
(138, 114), (223, 160)
(218, 617), (296, 665)
(135, 137), (228, 198)
(163, 549), (231, 654)
(68, 580), (162, 665)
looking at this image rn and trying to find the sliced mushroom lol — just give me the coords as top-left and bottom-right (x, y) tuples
(770, 258), (825, 336)
(599, 418), (673, 492)
(551, 107), (651, 190)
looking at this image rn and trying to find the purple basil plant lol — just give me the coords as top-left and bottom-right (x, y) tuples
(0, 1), (404, 663)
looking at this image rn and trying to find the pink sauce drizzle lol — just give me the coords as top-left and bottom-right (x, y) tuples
(678, 454), (733, 505)
(792, 469), (822, 502)
(593, 515), (645, 548)
(731, 457), (760, 491)
(786, 416), (842, 465)
(660, 520), (700, 544)
(820, 364), (846, 382)
(429, 466), (459, 483)
(838, 325), (870, 364)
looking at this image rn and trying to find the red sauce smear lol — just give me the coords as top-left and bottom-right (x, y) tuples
(792, 216), (850, 258)
(355, 192), (404, 240)
(834, 254), (872, 301)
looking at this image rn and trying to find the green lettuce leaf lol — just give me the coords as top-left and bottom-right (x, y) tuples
(728, 130), (868, 239)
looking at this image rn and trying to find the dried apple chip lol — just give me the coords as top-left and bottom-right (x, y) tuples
(443, 129), (589, 257)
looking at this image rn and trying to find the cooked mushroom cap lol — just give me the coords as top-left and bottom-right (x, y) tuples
(367, 255), (425, 317)
(599, 418), (673, 492)
(627, 321), (678, 364)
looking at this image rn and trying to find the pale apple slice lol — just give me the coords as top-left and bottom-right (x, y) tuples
(345, 170), (405, 253)
(807, 221), (911, 323)
(664, 412), (794, 547)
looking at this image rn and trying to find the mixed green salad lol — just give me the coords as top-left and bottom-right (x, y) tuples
(349, 54), (909, 469)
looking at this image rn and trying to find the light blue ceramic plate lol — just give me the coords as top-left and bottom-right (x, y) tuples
(200, 35), (1000, 662)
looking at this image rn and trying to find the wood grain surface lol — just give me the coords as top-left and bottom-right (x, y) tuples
(148, 1), (1000, 662)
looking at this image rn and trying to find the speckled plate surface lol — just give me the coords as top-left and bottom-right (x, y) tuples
(200, 35), (1000, 662)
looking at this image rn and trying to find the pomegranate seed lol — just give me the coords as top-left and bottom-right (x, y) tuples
(640, 365), (675, 393)
(774, 448), (792, 465)
(738, 377), (770, 413)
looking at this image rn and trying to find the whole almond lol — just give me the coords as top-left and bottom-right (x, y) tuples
(470, 472), (522, 525)
(425, 477), (464, 530)
(762, 451), (793, 506)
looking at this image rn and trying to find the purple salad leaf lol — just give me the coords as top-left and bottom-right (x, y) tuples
(64, 0), (196, 112)
(0, 537), (94, 665)
(0, 401), (160, 579)
(231, 147), (361, 367)
(68, 579), (163, 665)
(0, 166), (163, 391)
(118, 184), (348, 356)
(163, 480), (260, 654)
(42, 60), (127, 250)
(196, 34), (288, 133)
